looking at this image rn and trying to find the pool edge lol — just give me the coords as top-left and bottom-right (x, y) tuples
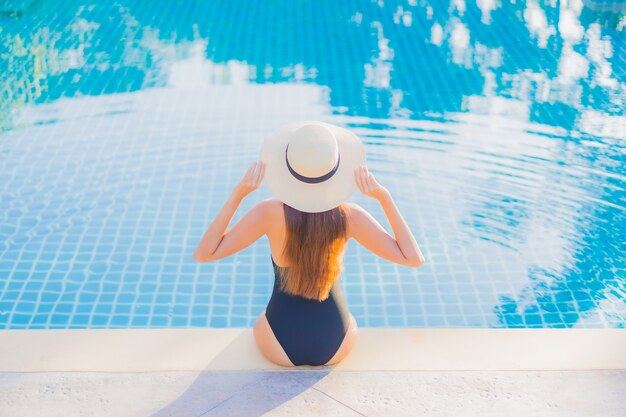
(1, 328), (624, 371)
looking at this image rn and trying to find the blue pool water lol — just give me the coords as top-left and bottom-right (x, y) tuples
(0, 0), (624, 329)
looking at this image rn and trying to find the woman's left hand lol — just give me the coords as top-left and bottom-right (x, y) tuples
(234, 160), (266, 199)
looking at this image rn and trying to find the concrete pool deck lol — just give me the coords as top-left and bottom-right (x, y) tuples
(1, 328), (625, 416)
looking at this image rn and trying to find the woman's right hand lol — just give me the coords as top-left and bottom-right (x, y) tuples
(354, 165), (389, 201)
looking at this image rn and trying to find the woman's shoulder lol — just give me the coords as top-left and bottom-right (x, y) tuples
(264, 199), (284, 213)
(341, 202), (365, 220)
(341, 202), (377, 241)
(341, 201), (357, 212)
(262, 199), (285, 225)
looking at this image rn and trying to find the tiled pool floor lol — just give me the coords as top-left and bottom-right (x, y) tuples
(2, 0), (625, 330)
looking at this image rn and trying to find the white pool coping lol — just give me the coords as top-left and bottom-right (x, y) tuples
(1, 328), (624, 372)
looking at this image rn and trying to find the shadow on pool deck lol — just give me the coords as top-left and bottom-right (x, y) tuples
(151, 370), (334, 417)
(151, 331), (335, 416)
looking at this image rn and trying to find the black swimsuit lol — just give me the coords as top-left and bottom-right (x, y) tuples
(265, 255), (351, 366)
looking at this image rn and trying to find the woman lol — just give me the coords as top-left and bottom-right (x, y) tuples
(194, 121), (425, 367)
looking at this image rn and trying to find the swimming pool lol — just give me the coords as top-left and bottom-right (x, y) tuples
(0, 0), (624, 329)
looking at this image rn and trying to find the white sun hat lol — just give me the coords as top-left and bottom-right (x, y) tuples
(260, 120), (366, 213)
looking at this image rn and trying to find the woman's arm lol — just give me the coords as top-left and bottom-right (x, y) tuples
(193, 161), (266, 262)
(193, 190), (246, 262)
(353, 164), (425, 267)
(376, 189), (425, 265)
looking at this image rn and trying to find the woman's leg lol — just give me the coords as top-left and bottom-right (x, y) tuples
(324, 313), (358, 365)
(253, 309), (295, 367)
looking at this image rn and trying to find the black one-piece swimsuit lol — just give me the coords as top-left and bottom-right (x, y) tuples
(265, 255), (351, 366)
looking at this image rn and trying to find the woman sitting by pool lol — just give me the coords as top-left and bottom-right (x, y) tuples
(193, 121), (425, 367)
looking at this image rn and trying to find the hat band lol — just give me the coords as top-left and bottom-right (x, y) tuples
(285, 144), (340, 184)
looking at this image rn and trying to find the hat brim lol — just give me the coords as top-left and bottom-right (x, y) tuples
(260, 120), (366, 213)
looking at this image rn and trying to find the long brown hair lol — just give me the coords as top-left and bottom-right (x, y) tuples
(276, 202), (349, 301)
